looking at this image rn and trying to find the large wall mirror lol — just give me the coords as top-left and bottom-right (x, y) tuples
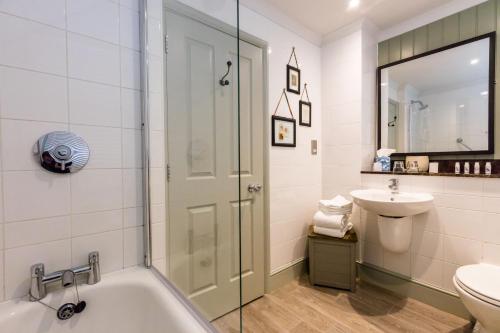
(378, 32), (495, 156)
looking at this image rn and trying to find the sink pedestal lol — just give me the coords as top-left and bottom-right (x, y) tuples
(377, 216), (412, 253)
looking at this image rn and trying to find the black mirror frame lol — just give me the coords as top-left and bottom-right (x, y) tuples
(377, 31), (496, 156)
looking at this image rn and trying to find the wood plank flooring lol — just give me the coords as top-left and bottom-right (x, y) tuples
(212, 276), (473, 333)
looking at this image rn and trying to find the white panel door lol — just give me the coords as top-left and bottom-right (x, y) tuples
(165, 11), (264, 320)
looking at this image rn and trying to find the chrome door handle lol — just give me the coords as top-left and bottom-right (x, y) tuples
(247, 184), (262, 193)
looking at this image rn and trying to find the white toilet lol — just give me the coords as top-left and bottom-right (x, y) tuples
(454, 263), (500, 333)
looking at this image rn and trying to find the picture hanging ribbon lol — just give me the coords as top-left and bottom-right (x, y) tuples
(288, 47), (299, 68)
(300, 83), (310, 102)
(273, 89), (294, 119)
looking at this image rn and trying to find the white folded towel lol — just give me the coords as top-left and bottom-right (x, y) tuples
(313, 223), (353, 239)
(313, 211), (349, 229)
(319, 195), (352, 209)
(318, 206), (352, 215)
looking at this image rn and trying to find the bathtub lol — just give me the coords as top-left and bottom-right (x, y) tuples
(0, 267), (212, 333)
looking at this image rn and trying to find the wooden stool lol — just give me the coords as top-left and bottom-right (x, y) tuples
(307, 225), (358, 292)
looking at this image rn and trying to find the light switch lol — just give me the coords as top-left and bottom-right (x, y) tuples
(311, 140), (318, 155)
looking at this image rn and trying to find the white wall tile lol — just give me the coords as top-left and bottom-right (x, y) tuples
(121, 0), (140, 12)
(0, 67), (68, 122)
(442, 262), (459, 292)
(68, 33), (120, 86)
(123, 169), (143, 208)
(483, 243), (500, 266)
(67, 0), (119, 44)
(69, 79), (121, 127)
(72, 209), (123, 237)
(361, 240), (383, 267)
(5, 216), (70, 248)
(0, 0), (143, 303)
(443, 236), (481, 266)
(5, 239), (71, 299)
(122, 129), (142, 168)
(412, 255), (443, 288)
(3, 171), (70, 222)
(70, 125), (122, 169)
(0, 119), (67, 171)
(0, 13), (66, 75)
(72, 230), (123, 273)
(411, 229), (443, 260)
(383, 250), (411, 276)
(442, 208), (483, 240)
(71, 169), (123, 214)
(150, 168), (165, 205)
(119, 6), (140, 50)
(121, 88), (142, 129)
(120, 47), (141, 90)
(0, 0), (66, 28)
(443, 177), (483, 196)
(124, 207), (143, 228)
(483, 213), (500, 244)
(482, 178), (500, 197)
(124, 226), (143, 267)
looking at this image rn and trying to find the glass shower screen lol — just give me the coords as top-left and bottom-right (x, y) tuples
(143, 0), (244, 330)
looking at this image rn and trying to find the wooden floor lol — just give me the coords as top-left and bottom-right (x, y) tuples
(213, 276), (473, 333)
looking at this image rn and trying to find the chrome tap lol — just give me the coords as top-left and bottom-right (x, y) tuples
(388, 178), (399, 194)
(30, 251), (100, 301)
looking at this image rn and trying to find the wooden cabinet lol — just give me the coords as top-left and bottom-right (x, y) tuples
(307, 226), (358, 292)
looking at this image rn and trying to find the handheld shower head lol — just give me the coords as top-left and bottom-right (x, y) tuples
(410, 100), (428, 110)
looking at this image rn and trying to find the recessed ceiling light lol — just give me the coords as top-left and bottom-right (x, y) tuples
(348, 0), (360, 10)
(481, 91), (488, 96)
(470, 58), (479, 65)
(459, 104), (465, 108)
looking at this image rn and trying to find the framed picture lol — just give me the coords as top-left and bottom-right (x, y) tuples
(286, 65), (301, 94)
(299, 101), (312, 127)
(272, 115), (296, 147)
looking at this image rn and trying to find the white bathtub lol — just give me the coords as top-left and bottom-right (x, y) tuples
(0, 267), (211, 333)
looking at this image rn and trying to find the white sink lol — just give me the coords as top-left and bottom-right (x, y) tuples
(350, 188), (434, 253)
(350, 189), (434, 218)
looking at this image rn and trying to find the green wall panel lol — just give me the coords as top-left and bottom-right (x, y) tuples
(477, 0), (496, 35)
(413, 26), (428, 55)
(459, 7), (477, 40)
(378, 40), (389, 66)
(400, 32), (414, 59)
(388, 37), (401, 62)
(428, 20), (444, 50)
(443, 14), (459, 45)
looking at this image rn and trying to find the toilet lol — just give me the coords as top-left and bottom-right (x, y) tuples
(454, 263), (500, 333)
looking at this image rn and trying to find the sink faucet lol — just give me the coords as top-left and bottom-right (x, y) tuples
(30, 251), (100, 301)
(388, 178), (399, 194)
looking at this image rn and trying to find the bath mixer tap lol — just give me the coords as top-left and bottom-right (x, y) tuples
(388, 178), (399, 194)
(30, 251), (100, 301)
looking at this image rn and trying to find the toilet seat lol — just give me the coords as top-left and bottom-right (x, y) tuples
(455, 264), (500, 307)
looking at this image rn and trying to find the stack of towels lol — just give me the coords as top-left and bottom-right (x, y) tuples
(313, 195), (353, 238)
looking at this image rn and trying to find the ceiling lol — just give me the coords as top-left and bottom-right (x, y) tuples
(243, 0), (459, 36)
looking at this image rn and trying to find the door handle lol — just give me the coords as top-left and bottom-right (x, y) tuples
(247, 184), (263, 193)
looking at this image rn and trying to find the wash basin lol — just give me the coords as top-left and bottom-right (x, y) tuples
(350, 189), (434, 217)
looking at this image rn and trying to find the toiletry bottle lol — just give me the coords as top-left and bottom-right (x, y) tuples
(486, 162), (492, 176)
(455, 162), (460, 174)
(464, 162), (470, 174)
(474, 162), (480, 175)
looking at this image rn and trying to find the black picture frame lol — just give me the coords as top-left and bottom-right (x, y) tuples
(286, 65), (301, 94)
(377, 31), (496, 157)
(272, 115), (296, 147)
(299, 101), (312, 127)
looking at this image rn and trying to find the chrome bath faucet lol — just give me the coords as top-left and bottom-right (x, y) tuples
(30, 251), (101, 301)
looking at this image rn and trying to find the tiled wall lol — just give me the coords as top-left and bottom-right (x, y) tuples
(357, 174), (500, 294)
(321, 22), (378, 199)
(0, 0), (143, 302)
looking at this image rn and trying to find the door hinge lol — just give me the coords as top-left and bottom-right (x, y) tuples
(167, 164), (171, 182)
(164, 35), (168, 54)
